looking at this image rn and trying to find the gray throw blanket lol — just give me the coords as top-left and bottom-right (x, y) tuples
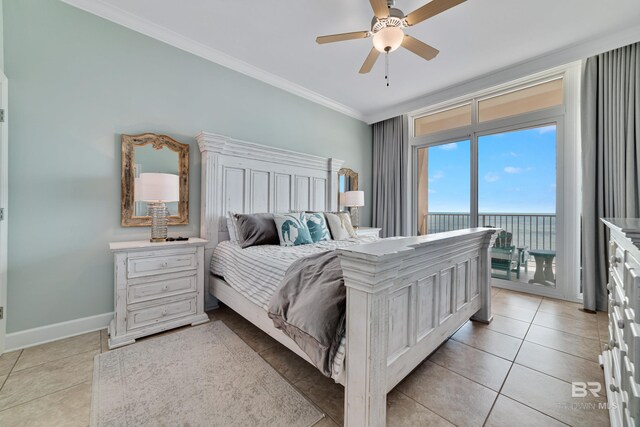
(268, 250), (345, 377)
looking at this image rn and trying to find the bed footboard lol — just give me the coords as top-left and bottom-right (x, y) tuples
(337, 228), (498, 427)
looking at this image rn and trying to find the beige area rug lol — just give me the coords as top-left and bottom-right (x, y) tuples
(91, 321), (324, 426)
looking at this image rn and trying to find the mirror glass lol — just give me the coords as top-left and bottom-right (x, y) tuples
(338, 168), (358, 212)
(133, 145), (180, 217)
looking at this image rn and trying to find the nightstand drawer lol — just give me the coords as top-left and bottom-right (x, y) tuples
(127, 249), (197, 278)
(127, 296), (197, 330)
(127, 272), (197, 304)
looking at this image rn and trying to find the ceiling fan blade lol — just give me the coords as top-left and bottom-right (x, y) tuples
(359, 48), (380, 74)
(401, 35), (440, 60)
(370, 0), (389, 18)
(405, 0), (466, 26)
(316, 31), (370, 44)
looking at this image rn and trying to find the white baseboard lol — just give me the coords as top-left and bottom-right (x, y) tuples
(5, 312), (113, 352)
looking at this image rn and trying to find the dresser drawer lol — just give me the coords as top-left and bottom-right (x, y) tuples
(610, 240), (625, 284)
(613, 281), (627, 309)
(622, 356), (636, 397)
(127, 272), (197, 304)
(627, 267), (640, 323)
(627, 377), (640, 423)
(613, 346), (624, 384)
(628, 322), (640, 384)
(623, 308), (639, 364)
(127, 249), (197, 278)
(612, 307), (628, 354)
(126, 296), (197, 330)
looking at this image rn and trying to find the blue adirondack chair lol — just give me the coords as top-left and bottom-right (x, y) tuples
(491, 231), (518, 280)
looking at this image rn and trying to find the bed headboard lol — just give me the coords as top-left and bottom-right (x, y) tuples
(197, 131), (344, 252)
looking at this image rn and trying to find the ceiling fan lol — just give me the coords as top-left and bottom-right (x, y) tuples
(316, 0), (466, 82)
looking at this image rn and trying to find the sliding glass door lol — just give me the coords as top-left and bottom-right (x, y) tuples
(416, 140), (470, 235)
(415, 122), (561, 295)
(411, 70), (581, 300)
(477, 125), (557, 289)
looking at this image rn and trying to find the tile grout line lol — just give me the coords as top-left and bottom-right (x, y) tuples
(405, 292), (535, 425)
(482, 297), (574, 426)
(510, 358), (601, 388)
(0, 350), (23, 392)
(427, 348), (504, 393)
(10, 346), (101, 375)
(481, 295), (540, 426)
(524, 317), (603, 363)
(530, 322), (600, 341)
(0, 381), (90, 416)
(0, 347), (99, 415)
(395, 389), (457, 426)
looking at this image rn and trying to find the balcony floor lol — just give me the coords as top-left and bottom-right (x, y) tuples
(491, 259), (557, 287)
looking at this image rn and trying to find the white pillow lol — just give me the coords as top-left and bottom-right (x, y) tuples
(325, 212), (357, 240)
(227, 211), (239, 242)
(273, 212), (314, 246)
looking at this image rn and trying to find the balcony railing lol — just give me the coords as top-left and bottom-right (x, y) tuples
(424, 212), (556, 251)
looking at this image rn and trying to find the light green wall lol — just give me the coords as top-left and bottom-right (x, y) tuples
(0, 0), (3, 71)
(4, 0), (372, 333)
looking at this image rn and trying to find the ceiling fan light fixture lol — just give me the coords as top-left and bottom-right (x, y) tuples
(372, 27), (404, 53)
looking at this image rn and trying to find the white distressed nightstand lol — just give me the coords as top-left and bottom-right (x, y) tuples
(354, 227), (382, 238)
(108, 238), (209, 349)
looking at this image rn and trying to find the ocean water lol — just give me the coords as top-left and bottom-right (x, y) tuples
(424, 212), (556, 251)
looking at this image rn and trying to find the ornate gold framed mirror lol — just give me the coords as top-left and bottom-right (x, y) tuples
(121, 133), (189, 227)
(338, 167), (358, 212)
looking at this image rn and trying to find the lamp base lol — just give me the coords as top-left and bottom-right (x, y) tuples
(147, 202), (169, 242)
(350, 206), (360, 229)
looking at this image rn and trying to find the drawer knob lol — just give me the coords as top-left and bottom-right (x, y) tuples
(610, 255), (621, 265)
(607, 283), (613, 291)
(609, 339), (618, 348)
(617, 319), (624, 329)
(161, 262), (168, 268)
(162, 285), (169, 291)
(610, 384), (619, 393)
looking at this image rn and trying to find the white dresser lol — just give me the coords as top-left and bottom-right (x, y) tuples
(601, 219), (640, 426)
(354, 227), (382, 238)
(108, 238), (209, 349)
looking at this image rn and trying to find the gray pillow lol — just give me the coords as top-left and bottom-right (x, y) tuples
(235, 213), (279, 248)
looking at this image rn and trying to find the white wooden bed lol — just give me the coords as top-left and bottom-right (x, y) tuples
(197, 131), (497, 427)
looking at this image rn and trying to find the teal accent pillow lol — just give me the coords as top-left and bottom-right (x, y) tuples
(305, 212), (332, 242)
(273, 212), (314, 246)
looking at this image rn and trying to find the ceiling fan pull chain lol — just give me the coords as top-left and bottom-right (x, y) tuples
(385, 51), (390, 87)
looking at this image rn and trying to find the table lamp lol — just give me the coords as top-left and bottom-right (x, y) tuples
(344, 190), (365, 229)
(138, 173), (179, 242)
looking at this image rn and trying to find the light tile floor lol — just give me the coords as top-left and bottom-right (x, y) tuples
(0, 288), (611, 426)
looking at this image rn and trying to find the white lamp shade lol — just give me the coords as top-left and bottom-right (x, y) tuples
(344, 190), (365, 207)
(373, 27), (404, 53)
(137, 173), (179, 202)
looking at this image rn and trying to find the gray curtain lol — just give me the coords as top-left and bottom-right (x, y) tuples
(582, 42), (640, 312)
(372, 116), (408, 237)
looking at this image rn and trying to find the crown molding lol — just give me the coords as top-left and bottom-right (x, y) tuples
(60, 0), (640, 126)
(60, 0), (366, 122)
(364, 23), (640, 124)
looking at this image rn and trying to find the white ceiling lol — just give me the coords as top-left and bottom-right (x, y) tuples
(64, 0), (640, 123)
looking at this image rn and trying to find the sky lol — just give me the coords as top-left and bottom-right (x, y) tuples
(425, 125), (556, 214)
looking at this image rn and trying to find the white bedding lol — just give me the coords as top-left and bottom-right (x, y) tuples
(210, 236), (378, 379)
